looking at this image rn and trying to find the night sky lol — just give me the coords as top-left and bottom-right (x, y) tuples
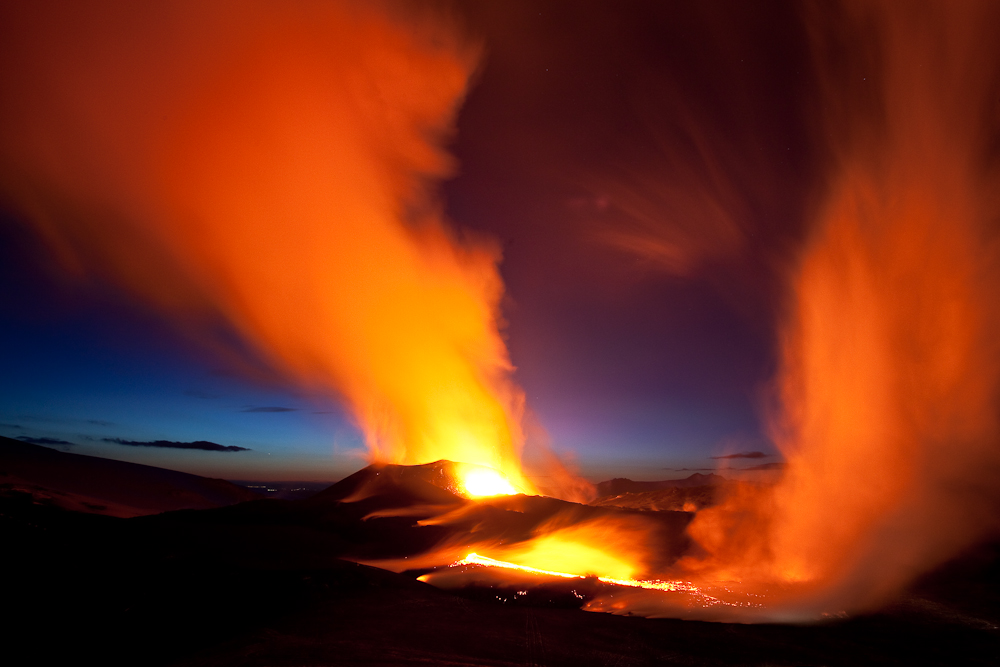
(0, 1), (818, 482)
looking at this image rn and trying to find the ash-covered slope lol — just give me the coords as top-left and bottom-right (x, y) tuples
(0, 436), (259, 516)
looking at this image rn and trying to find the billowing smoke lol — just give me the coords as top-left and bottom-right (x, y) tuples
(0, 1), (554, 494)
(576, 0), (1000, 619)
(678, 0), (1000, 618)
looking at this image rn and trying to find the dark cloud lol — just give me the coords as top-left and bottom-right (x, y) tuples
(86, 419), (115, 426)
(241, 406), (297, 413)
(18, 436), (75, 445)
(742, 462), (785, 471)
(710, 451), (770, 460)
(103, 438), (249, 452)
(0, 423), (23, 429)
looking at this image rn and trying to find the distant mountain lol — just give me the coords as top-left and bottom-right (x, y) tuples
(743, 461), (786, 471)
(230, 481), (333, 501)
(591, 473), (732, 512)
(595, 473), (729, 497)
(0, 436), (260, 517)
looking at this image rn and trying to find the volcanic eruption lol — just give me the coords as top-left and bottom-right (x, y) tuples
(1, 0), (999, 633)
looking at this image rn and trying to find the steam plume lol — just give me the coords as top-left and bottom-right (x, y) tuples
(576, 0), (1000, 620)
(0, 1), (541, 491)
(684, 0), (1000, 618)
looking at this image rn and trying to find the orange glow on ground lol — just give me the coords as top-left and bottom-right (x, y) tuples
(416, 552), (785, 619)
(448, 552), (703, 593)
(498, 533), (638, 581)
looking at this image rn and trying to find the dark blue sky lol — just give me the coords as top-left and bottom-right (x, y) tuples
(0, 1), (813, 482)
(0, 220), (364, 479)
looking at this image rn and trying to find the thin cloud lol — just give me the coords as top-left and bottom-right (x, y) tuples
(241, 406), (298, 413)
(18, 436), (75, 445)
(87, 419), (115, 426)
(103, 437), (249, 452)
(0, 423), (23, 429)
(710, 451), (771, 460)
(663, 467), (716, 471)
(742, 462), (786, 471)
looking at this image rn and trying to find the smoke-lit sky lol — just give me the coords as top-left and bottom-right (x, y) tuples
(0, 1), (818, 481)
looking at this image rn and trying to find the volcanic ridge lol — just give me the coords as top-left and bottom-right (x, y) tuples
(4, 438), (999, 666)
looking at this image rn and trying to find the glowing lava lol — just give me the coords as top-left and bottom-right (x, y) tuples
(458, 465), (519, 497)
(448, 553), (703, 593)
(417, 552), (781, 619)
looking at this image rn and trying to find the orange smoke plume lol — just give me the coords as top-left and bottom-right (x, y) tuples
(0, 1), (538, 491)
(679, 0), (1000, 618)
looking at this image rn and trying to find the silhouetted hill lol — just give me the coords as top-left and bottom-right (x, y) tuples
(595, 473), (728, 497)
(591, 473), (732, 511)
(0, 436), (259, 516)
(230, 480), (332, 500)
(166, 460), (693, 568)
(3, 454), (999, 666)
(306, 459), (467, 506)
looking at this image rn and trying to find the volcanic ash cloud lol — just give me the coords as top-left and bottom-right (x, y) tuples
(680, 0), (1000, 619)
(0, 0), (548, 494)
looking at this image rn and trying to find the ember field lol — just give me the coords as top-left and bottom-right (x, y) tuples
(4, 438), (999, 666)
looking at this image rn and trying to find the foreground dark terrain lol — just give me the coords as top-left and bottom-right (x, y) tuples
(3, 438), (999, 666)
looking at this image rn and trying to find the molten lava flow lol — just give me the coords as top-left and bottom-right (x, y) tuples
(450, 553), (702, 593)
(494, 519), (647, 580)
(454, 553), (586, 580)
(420, 553), (782, 619)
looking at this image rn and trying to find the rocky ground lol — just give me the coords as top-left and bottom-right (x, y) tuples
(4, 440), (999, 666)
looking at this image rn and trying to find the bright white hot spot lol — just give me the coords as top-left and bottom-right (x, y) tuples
(461, 467), (517, 497)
